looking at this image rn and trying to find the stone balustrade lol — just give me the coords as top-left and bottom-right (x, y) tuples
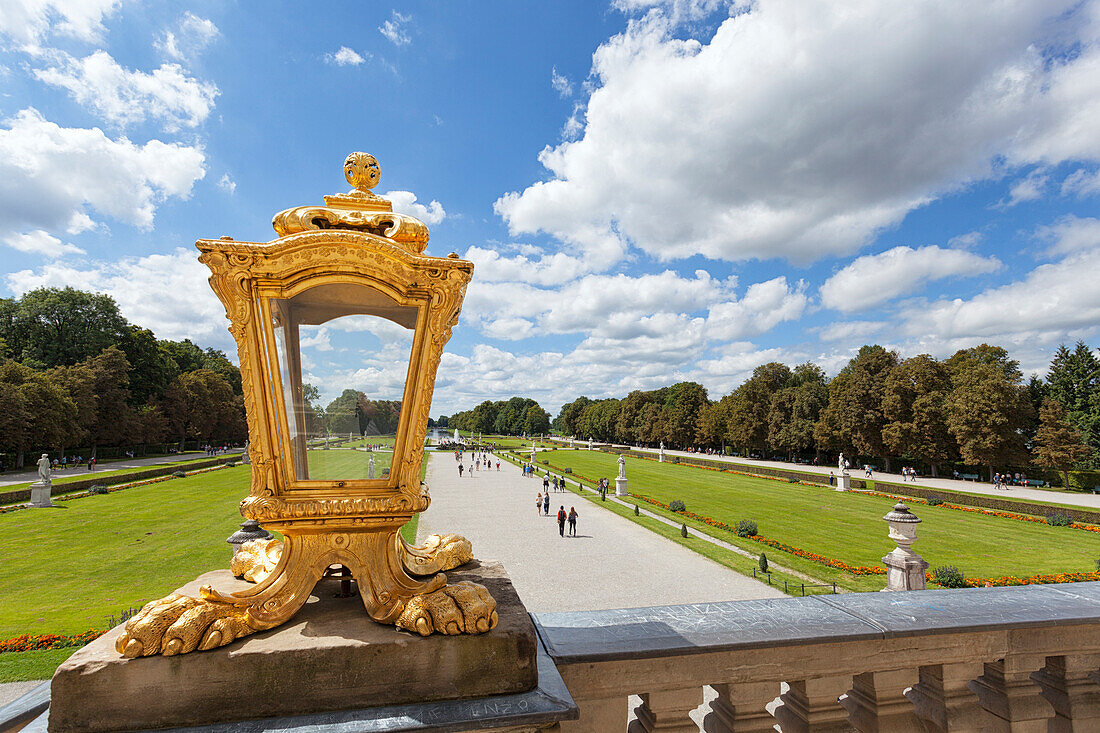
(534, 582), (1100, 732)
(8, 583), (1100, 731)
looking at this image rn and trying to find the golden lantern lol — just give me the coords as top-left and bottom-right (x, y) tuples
(114, 153), (496, 657)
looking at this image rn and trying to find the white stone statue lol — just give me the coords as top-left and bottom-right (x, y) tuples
(617, 454), (626, 479)
(838, 452), (847, 475)
(36, 453), (51, 484)
(368, 454), (376, 480)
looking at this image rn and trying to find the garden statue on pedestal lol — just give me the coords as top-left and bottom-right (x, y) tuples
(615, 453), (628, 497)
(30, 453), (54, 508)
(368, 454), (376, 480)
(659, 441), (665, 463)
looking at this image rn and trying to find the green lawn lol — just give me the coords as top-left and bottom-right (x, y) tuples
(0, 462), (420, 681)
(537, 450), (1100, 583)
(305, 447), (392, 479)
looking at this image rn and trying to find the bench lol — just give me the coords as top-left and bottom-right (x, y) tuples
(958, 473), (980, 481)
(1024, 479), (1046, 487)
(1090, 486), (1100, 495)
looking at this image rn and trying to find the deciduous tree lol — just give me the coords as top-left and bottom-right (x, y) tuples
(1034, 398), (1093, 489)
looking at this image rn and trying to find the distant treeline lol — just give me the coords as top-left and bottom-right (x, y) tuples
(433, 397), (551, 436)
(0, 287), (246, 467)
(550, 343), (1100, 483)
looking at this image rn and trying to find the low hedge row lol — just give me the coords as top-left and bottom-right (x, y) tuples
(0, 455), (240, 505)
(873, 480), (1100, 525)
(609, 449), (871, 489)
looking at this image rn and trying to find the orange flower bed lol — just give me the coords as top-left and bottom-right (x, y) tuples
(0, 630), (104, 653)
(925, 570), (1100, 588)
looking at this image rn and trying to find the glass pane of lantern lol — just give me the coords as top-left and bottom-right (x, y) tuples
(268, 283), (417, 482)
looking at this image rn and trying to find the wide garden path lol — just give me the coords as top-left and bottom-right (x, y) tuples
(0, 450), (242, 488)
(624, 446), (1100, 510)
(417, 452), (783, 612)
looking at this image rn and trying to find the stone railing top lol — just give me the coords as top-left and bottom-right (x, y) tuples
(533, 582), (1100, 663)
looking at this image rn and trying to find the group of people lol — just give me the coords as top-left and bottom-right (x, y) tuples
(202, 444), (230, 456)
(993, 472), (1034, 489)
(540, 473), (569, 492)
(48, 455), (96, 471)
(455, 450), (500, 477)
(533, 492), (579, 536)
(900, 466), (919, 482)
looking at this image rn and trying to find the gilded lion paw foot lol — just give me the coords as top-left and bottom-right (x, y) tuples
(115, 593), (257, 657)
(395, 581), (498, 636)
(230, 538), (282, 583)
(398, 533), (473, 575)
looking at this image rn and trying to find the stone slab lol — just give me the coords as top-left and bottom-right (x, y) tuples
(533, 596), (882, 662)
(48, 561), (538, 732)
(816, 583), (1100, 637)
(9, 638), (575, 733)
(533, 583), (1100, 664)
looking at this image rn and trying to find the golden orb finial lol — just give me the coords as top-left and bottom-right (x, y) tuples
(344, 152), (381, 192)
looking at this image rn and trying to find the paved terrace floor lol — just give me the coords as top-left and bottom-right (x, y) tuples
(418, 452), (783, 612)
(612, 445), (1100, 510)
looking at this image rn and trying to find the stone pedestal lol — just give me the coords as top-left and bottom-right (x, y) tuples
(29, 481), (54, 507)
(835, 473), (850, 492)
(616, 477), (628, 497)
(49, 561), (540, 732)
(882, 502), (929, 592)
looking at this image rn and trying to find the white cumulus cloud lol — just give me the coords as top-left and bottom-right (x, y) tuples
(820, 245), (1003, 313)
(3, 230), (84, 258)
(155, 12), (219, 64)
(0, 108), (206, 240)
(32, 50), (219, 131)
(326, 46), (369, 66)
(379, 11), (411, 46)
(384, 190), (445, 225)
(0, 0), (120, 44)
(497, 0), (1100, 267)
(6, 248), (230, 349)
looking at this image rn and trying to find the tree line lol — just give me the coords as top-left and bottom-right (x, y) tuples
(0, 287), (246, 467)
(435, 397), (552, 436)
(553, 343), (1100, 483)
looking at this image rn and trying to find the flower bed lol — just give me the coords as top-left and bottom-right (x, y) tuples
(926, 570), (1100, 588)
(862, 489), (1100, 535)
(0, 630), (103, 653)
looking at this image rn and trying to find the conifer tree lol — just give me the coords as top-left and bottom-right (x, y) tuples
(1034, 398), (1093, 489)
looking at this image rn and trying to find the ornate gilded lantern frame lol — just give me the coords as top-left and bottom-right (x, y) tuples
(113, 154), (496, 659)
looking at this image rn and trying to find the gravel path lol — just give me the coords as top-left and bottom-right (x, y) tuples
(418, 452), (783, 612)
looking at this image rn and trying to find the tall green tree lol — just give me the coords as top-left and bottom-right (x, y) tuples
(815, 346), (898, 470)
(1033, 398), (1093, 488)
(945, 345), (1031, 479)
(522, 404), (551, 435)
(768, 363), (827, 459)
(557, 396), (593, 436)
(881, 354), (957, 476)
(659, 382), (708, 447)
(727, 363), (792, 455)
(1045, 341), (1100, 457)
(0, 360), (78, 466)
(4, 287), (128, 368)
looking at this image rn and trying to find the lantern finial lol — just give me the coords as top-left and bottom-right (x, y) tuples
(344, 151), (381, 192)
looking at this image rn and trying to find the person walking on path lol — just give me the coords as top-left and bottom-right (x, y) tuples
(543, 475), (549, 493)
(568, 506), (578, 537)
(536, 492), (542, 515)
(543, 493), (550, 516)
(557, 505), (567, 537)
(458, 464), (464, 477)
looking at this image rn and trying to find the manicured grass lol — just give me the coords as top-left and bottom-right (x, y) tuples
(537, 451), (1100, 583)
(0, 465), (256, 640)
(305, 447), (392, 479)
(0, 648), (79, 682)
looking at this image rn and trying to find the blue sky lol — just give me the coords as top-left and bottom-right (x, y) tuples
(2, 0), (1099, 418)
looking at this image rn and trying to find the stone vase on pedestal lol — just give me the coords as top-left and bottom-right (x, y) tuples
(882, 502), (929, 591)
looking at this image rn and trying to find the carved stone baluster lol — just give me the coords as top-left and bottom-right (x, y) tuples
(702, 681), (780, 732)
(968, 655), (1054, 732)
(839, 669), (920, 732)
(559, 696), (628, 733)
(906, 662), (988, 732)
(1031, 654), (1100, 732)
(773, 675), (854, 732)
(629, 688), (704, 732)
